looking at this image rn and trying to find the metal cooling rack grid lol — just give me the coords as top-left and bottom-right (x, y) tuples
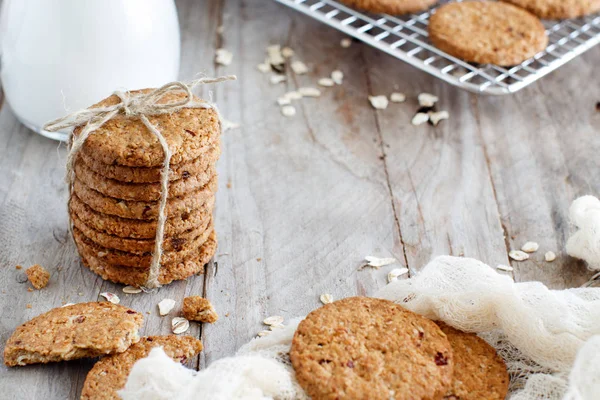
(274, 0), (600, 95)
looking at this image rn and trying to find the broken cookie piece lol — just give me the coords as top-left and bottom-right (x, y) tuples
(182, 296), (218, 323)
(81, 335), (202, 400)
(25, 264), (50, 290)
(4, 302), (143, 366)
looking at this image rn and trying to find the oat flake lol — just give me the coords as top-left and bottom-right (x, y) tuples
(171, 317), (190, 334)
(428, 111), (449, 126)
(545, 251), (557, 262)
(369, 95), (389, 110)
(418, 93), (438, 107)
(281, 47), (294, 58)
(509, 250), (529, 261)
(387, 267), (409, 283)
(263, 315), (284, 326)
(158, 298), (176, 316)
(298, 87), (321, 97)
(100, 292), (120, 304)
(318, 78), (335, 87)
(257, 63), (271, 73)
(270, 75), (286, 85)
(521, 242), (539, 253)
(390, 92), (406, 103)
(340, 38), (352, 48)
(257, 330), (271, 337)
(331, 70), (344, 85)
(277, 97), (291, 106)
(269, 324), (285, 331)
(281, 105), (296, 117)
(215, 48), (233, 66)
(122, 286), (142, 294)
(496, 264), (514, 272)
(284, 90), (303, 100)
(320, 294), (334, 304)
(365, 256), (397, 268)
(412, 112), (429, 126)
(291, 60), (308, 75)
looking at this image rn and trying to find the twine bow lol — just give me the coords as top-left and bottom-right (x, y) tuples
(44, 75), (236, 289)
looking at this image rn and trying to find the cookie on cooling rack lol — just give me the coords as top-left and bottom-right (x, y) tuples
(428, 1), (548, 66)
(500, 0), (600, 20)
(437, 322), (510, 400)
(337, 0), (438, 15)
(290, 297), (454, 400)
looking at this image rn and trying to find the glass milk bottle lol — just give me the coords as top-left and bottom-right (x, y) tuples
(0, 0), (180, 141)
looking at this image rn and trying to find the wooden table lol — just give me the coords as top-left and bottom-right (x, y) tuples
(1, 1), (598, 398)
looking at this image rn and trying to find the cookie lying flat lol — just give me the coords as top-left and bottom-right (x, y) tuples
(437, 322), (509, 400)
(72, 176), (217, 220)
(81, 335), (203, 400)
(80, 231), (217, 287)
(429, 1), (548, 66)
(290, 297), (454, 400)
(4, 302), (143, 367)
(79, 142), (221, 183)
(338, 0), (437, 14)
(500, 0), (600, 19)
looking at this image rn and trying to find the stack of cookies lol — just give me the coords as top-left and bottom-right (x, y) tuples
(68, 90), (221, 288)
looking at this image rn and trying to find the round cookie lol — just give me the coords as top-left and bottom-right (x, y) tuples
(437, 322), (509, 400)
(500, 0), (600, 19)
(72, 221), (213, 268)
(290, 297), (454, 400)
(74, 156), (215, 202)
(71, 211), (212, 253)
(428, 1), (548, 66)
(79, 141), (221, 183)
(69, 194), (215, 239)
(338, 0), (437, 15)
(4, 302), (143, 367)
(81, 335), (203, 400)
(74, 90), (221, 167)
(79, 231), (217, 287)
(72, 176), (217, 220)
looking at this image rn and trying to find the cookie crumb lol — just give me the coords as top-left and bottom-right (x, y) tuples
(521, 241), (539, 253)
(25, 264), (50, 290)
(369, 95), (389, 110)
(390, 92), (406, 103)
(545, 251), (556, 262)
(26, 304), (32, 309)
(183, 296), (218, 323)
(320, 293), (334, 304)
(509, 250), (529, 261)
(171, 317), (190, 334)
(27, 288), (34, 292)
(15, 265), (22, 270)
(340, 38), (352, 48)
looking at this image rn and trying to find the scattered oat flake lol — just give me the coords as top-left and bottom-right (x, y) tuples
(281, 47), (294, 58)
(277, 96), (291, 106)
(318, 78), (335, 87)
(496, 264), (514, 272)
(281, 105), (296, 117)
(509, 250), (529, 261)
(270, 75), (286, 85)
(387, 268), (409, 283)
(291, 60), (309, 75)
(267, 45), (285, 67)
(521, 242), (539, 253)
(390, 92), (406, 103)
(270, 324), (285, 331)
(428, 111), (449, 126)
(412, 112), (429, 126)
(263, 315), (284, 326)
(257, 62), (271, 73)
(62, 303), (75, 307)
(331, 70), (344, 85)
(257, 330), (271, 337)
(122, 286), (142, 294)
(15, 265), (22, 270)
(320, 294), (334, 304)
(100, 292), (120, 304)
(284, 90), (303, 100)
(299, 87), (321, 97)
(171, 317), (190, 334)
(545, 251), (557, 262)
(158, 298), (176, 316)
(369, 95), (389, 110)
(340, 38), (352, 48)
(418, 93), (439, 107)
(215, 48), (233, 66)
(365, 256), (397, 268)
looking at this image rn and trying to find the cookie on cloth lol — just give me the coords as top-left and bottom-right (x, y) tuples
(72, 176), (217, 220)
(428, 1), (548, 66)
(500, 0), (600, 19)
(74, 157), (215, 202)
(74, 90), (221, 168)
(290, 296), (454, 400)
(437, 322), (509, 400)
(338, 0), (438, 15)
(72, 221), (214, 268)
(79, 142), (221, 184)
(4, 302), (142, 366)
(80, 335), (203, 400)
(69, 194), (215, 239)
(79, 231), (217, 287)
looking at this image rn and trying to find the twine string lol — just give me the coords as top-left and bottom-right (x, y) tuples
(44, 75), (236, 288)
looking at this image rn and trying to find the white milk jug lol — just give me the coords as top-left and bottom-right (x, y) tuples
(0, 0), (180, 141)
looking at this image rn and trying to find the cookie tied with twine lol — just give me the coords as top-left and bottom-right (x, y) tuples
(44, 75), (236, 289)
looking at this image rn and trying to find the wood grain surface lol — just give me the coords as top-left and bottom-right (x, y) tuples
(0, 0), (598, 398)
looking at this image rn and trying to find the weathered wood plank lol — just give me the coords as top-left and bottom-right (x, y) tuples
(475, 48), (600, 289)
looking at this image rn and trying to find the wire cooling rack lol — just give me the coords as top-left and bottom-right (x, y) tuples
(275, 0), (600, 95)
